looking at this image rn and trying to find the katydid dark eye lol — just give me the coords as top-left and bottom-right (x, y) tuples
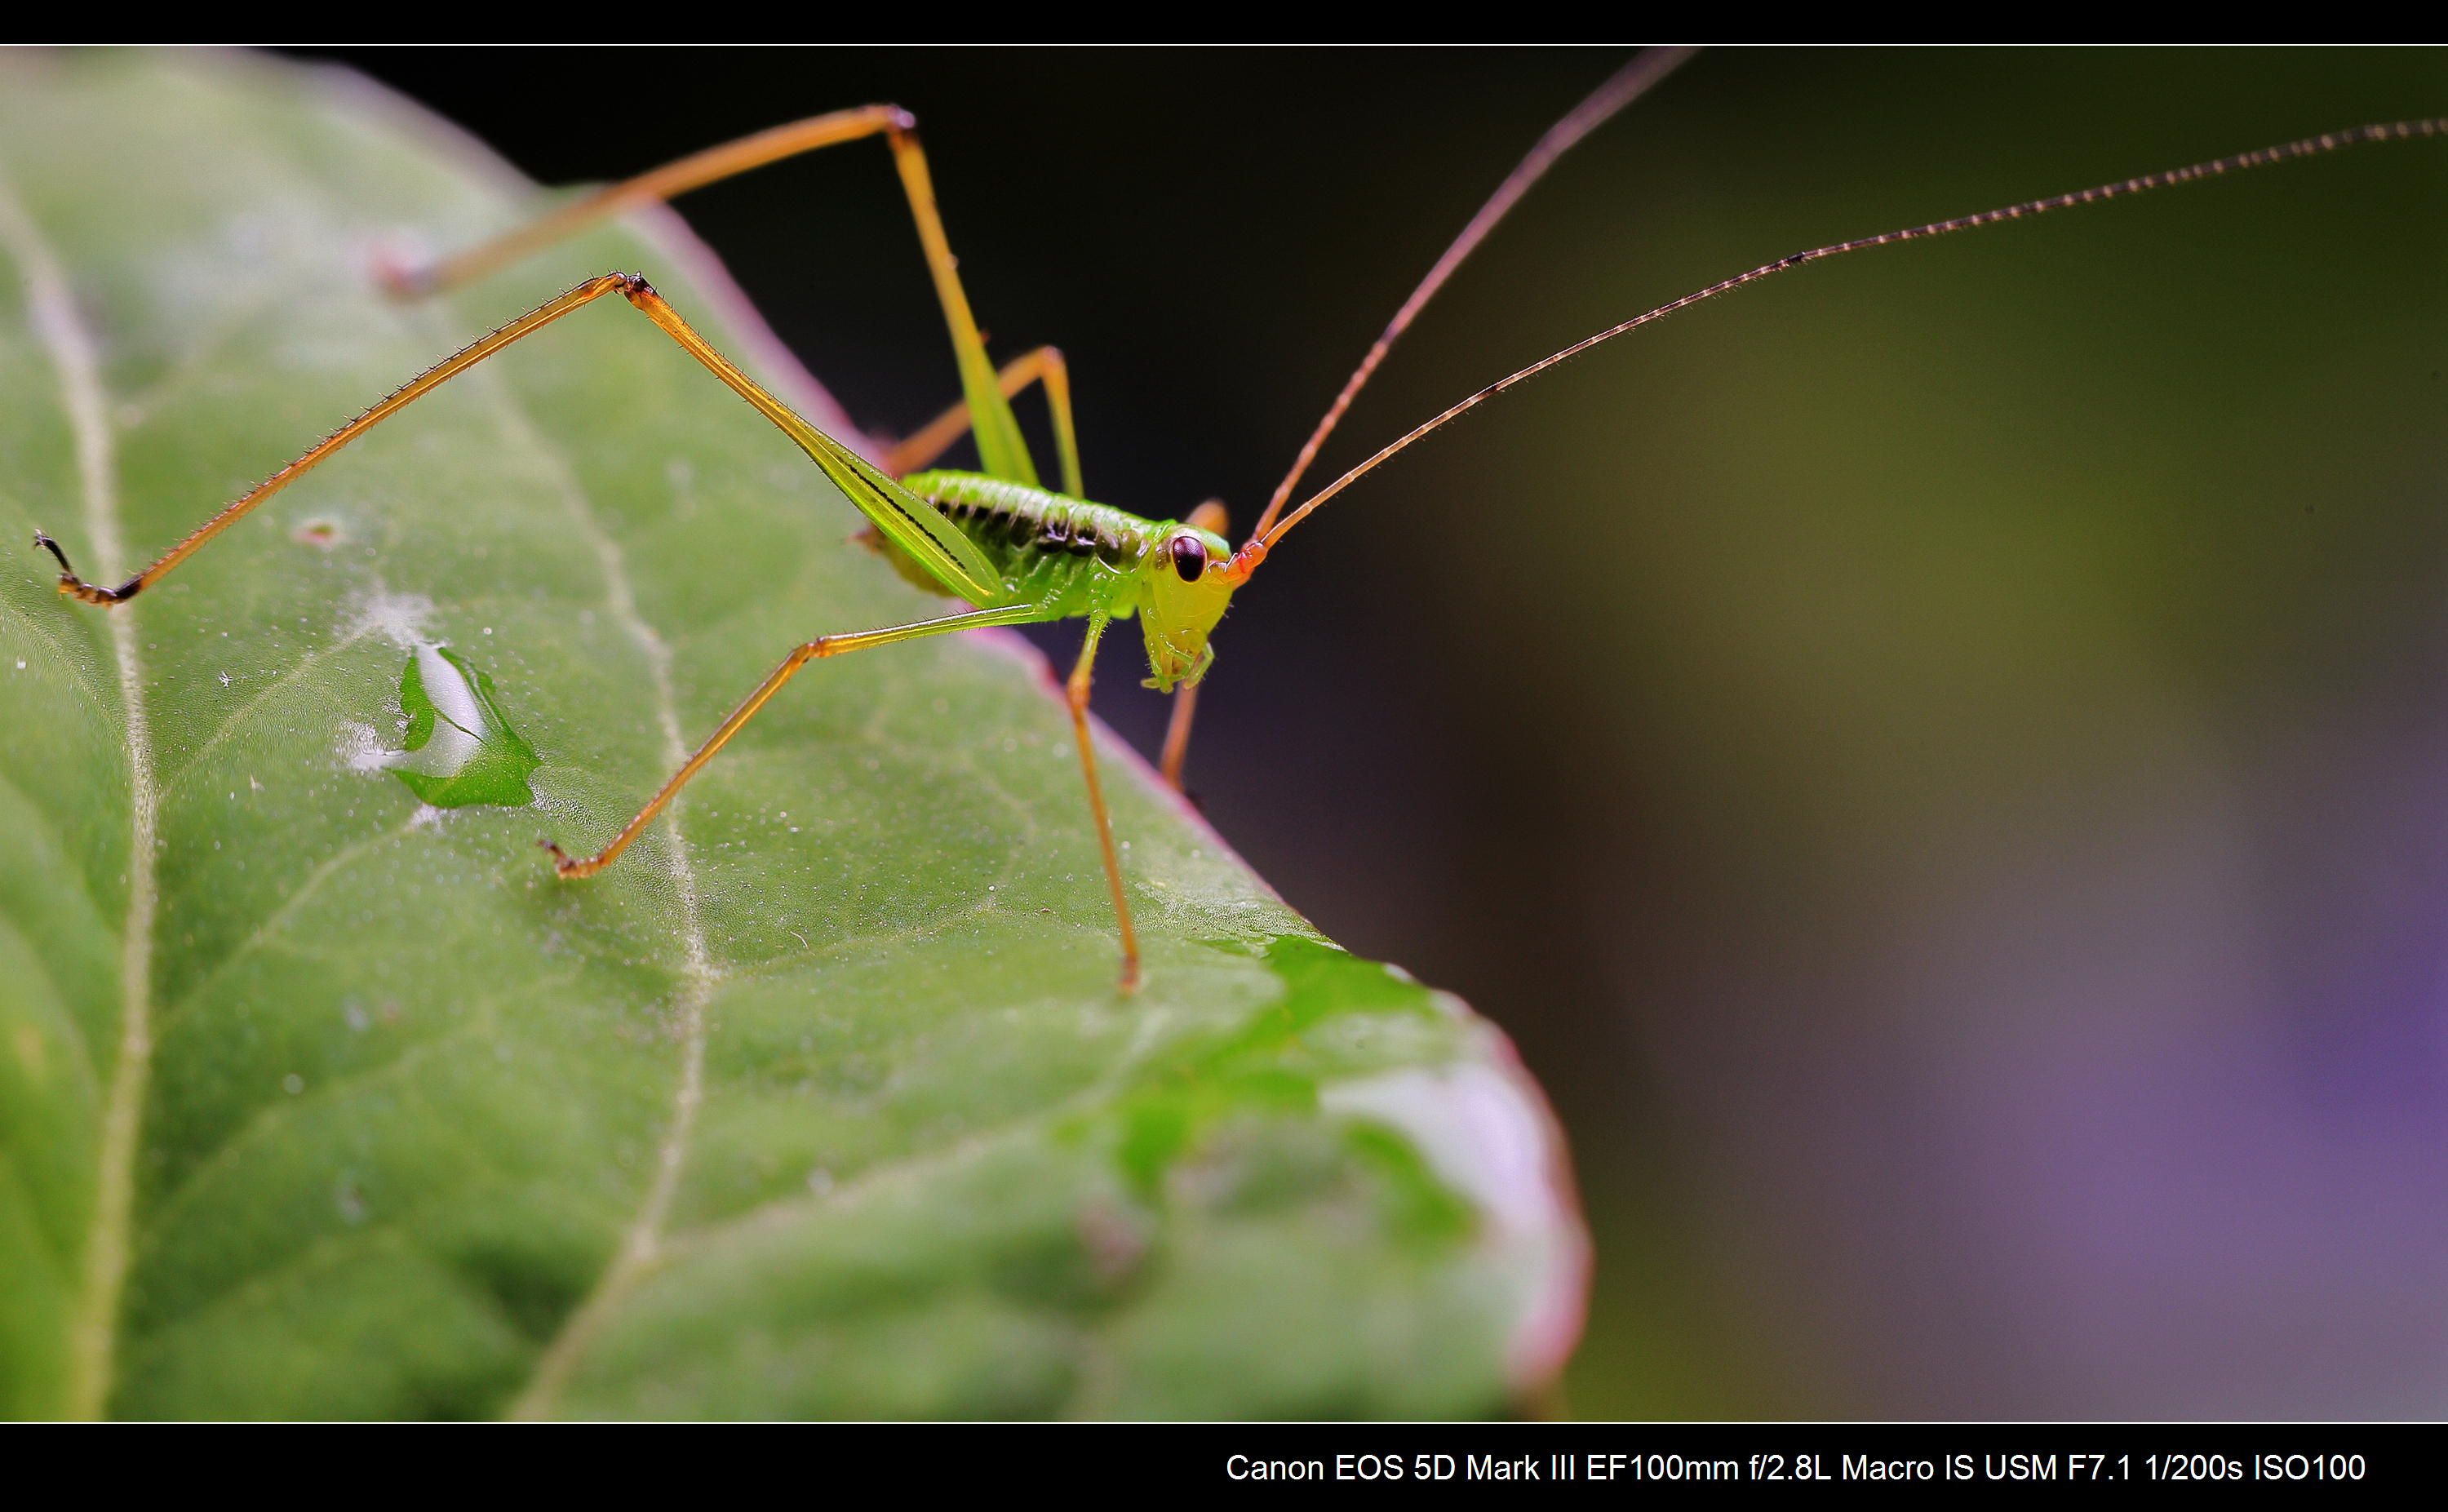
(1171, 534), (1208, 582)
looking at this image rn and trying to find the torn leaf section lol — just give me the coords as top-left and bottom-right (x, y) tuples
(381, 645), (539, 808)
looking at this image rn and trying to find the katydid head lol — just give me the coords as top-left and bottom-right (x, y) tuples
(1137, 519), (1240, 692)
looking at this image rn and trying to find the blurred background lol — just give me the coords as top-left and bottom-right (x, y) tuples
(288, 47), (2448, 1417)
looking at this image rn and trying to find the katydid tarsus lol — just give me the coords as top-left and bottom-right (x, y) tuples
(30, 51), (2448, 993)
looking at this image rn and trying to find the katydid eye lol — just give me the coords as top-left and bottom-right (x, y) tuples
(1170, 534), (1208, 582)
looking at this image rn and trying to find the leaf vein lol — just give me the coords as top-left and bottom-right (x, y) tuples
(443, 348), (720, 1418)
(0, 157), (160, 1421)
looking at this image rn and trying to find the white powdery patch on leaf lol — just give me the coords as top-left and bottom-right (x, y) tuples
(336, 719), (392, 774)
(337, 587), (432, 650)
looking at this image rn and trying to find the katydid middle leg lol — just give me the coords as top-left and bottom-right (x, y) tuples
(543, 601), (1047, 878)
(885, 345), (1084, 497)
(552, 599), (1144, 991)
(556, 596), (1150, 993)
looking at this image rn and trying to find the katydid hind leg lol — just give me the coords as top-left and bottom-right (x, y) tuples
(37, 274), (654, 605)
(389, 103), (1044, 490)
(35, 272), (997, 610)
(881, 126), (1040, 487)
(386, 106), (912, 297)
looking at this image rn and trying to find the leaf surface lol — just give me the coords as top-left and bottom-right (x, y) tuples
(0, 51), (1583, 1419)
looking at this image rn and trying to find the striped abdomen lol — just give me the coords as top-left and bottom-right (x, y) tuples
(901, 471), (1160, 619)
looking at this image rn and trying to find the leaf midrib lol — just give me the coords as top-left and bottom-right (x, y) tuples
(0, 161), (732, 1416)
(0, 153), (161, 1423)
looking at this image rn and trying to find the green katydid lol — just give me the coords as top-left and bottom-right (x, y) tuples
(32, 49), (2447, 998)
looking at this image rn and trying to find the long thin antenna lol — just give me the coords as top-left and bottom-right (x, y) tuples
(1252, 118), (2448, 555)
(1242, 46), (1699, 548)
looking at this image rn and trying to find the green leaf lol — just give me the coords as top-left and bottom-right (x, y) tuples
(386, 645), (541, 809)
(0, 51), (1584, 1419)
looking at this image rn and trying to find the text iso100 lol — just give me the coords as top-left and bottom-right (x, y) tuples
(2255, 1454), (2367, 1482)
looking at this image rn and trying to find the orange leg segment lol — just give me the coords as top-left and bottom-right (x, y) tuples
(391, 106), (911, 298)
(36, 272), (848, 608)
(543, 601), (1043, 879)
(1065, 612), (1140, 991)
(1159, 682), (1199, 793)
(38, 273), (641, 605)
(884, 344), (1083, 497)
(391, 105), (1044, 490)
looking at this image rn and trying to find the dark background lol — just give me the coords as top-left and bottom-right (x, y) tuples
(290, 47), (2448, 1417)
